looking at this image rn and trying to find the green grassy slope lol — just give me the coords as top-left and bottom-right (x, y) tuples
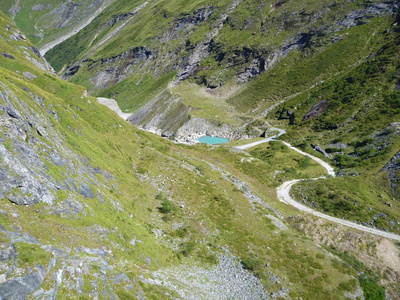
(0, 10), (386, 299)
(38, 0), (400, 209)
(42, 0), (398, 122)
(263, 18), (400, 230)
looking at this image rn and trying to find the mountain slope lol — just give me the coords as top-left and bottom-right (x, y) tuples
(37, 0), (400, 234)
(2, 2), (400, 299)
(41, 0), (398, 138)
(0, 0), (115, 49)
(2, 10), (394, 299)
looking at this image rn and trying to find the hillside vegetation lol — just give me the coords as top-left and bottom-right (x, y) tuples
(1, 1), (400, 299)
(1, 10), (393, 299)
(41, 0), (398, 128)
(39, 0), (400, 239)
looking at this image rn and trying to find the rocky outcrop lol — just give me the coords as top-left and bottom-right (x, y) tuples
(64, 47), (152, 90)
(1, 52), (15, 60)
(25, 45), (54, 73)
(0, 243), (17, 262)
(32, 3), (48, 11)
(178, 7), (215, 26)
(0, 241), (47, 299)
(0, 90), (57, 205)
(162, 6), (215, 41)
(0, 85), (112, 207)
(311, 144), (331, 158)
(0, 264), (46, 299)
(382, 151), (400, 197)
(0, 228), (123, 299)
(303, 99), (329, 121)
(46, 0), (105, 29)
(171, 0), (244, 86)
(104, 12), (136, 28)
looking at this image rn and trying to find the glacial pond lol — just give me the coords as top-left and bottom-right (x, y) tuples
(197, 136), (230, 145)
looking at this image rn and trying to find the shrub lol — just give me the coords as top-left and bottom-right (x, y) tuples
(241, 257), (258, 271)
(159, 199), (177, 214)
(359, 277), (385, 300)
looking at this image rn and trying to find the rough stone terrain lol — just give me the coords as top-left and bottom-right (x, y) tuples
(152, 253), (270, 300)
(0, 87), (111, 207)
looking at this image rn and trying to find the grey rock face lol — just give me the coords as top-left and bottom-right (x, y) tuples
(80, 183), (94, 198)
(0, 85), (111, 207)
(312, 144), (331, 158)
(112, 273), (129, 284)
(0, 142), (56, 205)
(176, 6), (215, 28)
(0, 244), (17, 262)
(382, 150), (400, 197)
(172, 0), (243, 86)
(32, 4), (48, 11)
(303, 99), (329, 121)
(0, 265), (46, 300)
(49, 0), (105, 29)
(128, 91), (193, 137)
(71, 47), (152, 90)
(0, 228), (41, 245)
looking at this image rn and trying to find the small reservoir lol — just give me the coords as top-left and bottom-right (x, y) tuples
(198, 136), (230, 145)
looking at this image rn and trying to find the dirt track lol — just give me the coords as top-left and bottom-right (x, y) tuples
(237, 128), (400, 242)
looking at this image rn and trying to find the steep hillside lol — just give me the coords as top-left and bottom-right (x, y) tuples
(0, 0), (115, 50)
(2, 1), (400, 299)
(41, 0), (399, 138)
(38, 0), (400, 235)
(4, 10), (399, 299)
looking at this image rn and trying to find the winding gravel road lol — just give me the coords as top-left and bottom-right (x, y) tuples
(236, 128), (400, 242)
(235, 128), (286, 150)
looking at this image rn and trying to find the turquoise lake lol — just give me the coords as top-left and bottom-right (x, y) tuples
(197, 136), (230, 145)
